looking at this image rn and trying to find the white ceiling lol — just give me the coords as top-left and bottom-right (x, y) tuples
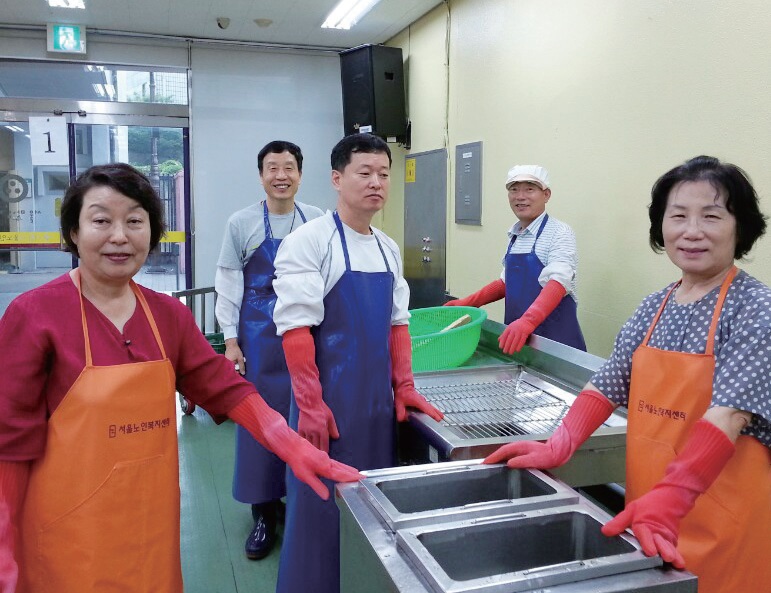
(0, 0), (444, 50)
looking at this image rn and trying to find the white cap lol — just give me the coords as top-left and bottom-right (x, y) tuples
(505, 165), (550, 190)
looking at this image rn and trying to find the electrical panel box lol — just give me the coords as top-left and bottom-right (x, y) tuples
(454, 142), (482, 225)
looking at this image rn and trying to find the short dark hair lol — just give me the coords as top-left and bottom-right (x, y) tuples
(649, 155), (767, 259)
(330, 133), (392, 172)
(258, 140), (303, 173)
(60, 163), (166, 257)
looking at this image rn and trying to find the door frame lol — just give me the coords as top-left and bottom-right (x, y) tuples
(0, 97), (192, 288)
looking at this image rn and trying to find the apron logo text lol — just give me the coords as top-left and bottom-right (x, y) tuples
(637, 400), (687, 421)
(109, 417), (171, 438)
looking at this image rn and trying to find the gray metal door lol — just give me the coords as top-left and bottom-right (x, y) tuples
(404, 149), (447, 309)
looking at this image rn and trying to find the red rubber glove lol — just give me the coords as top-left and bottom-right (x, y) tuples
(390, 324), (444, 422)
(445, 279), (506, 307)
(228, 395), (362, 500)
(483, 390), (613, 468)
(601, 419), (735, 569)
(0, 460), (30, 593)
(499, 279), (566, 354)
(282, 327), (339, 453)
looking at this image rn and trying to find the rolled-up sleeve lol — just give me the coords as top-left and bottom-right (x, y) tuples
(391, 274), (411, 326)
(273, 230), (326, 335)
(383, 238), (410, 326)
(214, 266), (243, 340)
(538, 225), (577, 292)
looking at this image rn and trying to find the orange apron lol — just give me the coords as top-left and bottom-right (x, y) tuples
(627, 266), (771, 593)
(18, 271), (182, 593)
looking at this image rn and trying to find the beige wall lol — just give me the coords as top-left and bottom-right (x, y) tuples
(386, 0), (771, 357)
(379, 9), (451, 247)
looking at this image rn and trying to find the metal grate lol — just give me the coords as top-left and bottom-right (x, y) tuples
(419, 378), (569, 439)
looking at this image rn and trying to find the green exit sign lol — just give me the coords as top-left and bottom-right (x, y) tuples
(47, 23), (87, 54)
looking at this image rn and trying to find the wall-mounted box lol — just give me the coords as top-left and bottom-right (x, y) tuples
(455, 141), (482, 225)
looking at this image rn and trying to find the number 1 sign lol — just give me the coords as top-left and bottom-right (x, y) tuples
(29, 116), (69, 166)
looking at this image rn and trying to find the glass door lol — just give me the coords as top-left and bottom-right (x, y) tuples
(1, 119), (71, 314)
(72, 122), (190, 293)
(1, 117), (190, 315)
(0, 60), (191, 316)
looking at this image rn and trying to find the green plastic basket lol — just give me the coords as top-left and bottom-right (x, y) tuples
(409, 306), (487, 372)
(205, 332), (226, 355)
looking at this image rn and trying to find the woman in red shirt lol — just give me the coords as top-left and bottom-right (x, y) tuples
(0, 163), (360, 593)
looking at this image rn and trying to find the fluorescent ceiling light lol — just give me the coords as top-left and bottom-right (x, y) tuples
(47, 0), (86, 8)
(321, 0), (381, 30)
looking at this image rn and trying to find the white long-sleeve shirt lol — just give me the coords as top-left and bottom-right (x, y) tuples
(214, 200), (323, 339)
(272, 211), (410, 335)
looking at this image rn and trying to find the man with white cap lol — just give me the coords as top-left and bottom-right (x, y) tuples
(446, 164), (586, 353)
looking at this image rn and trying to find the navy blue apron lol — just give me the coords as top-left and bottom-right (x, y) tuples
(232, 201), (307, 504)
(504, 214), (586, 351)
(276, 211), (396, 593)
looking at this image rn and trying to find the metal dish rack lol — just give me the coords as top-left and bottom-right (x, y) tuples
(422, 375), (570, 439)
(400, 335), (628, 488)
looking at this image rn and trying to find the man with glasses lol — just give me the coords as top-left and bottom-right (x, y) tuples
(446, 164), (586, 352)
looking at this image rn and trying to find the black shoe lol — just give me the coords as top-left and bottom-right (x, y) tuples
(245, 503), (277, 560)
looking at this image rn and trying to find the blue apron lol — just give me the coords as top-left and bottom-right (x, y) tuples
(276, 211), (396, 593)
(504, 214), (586, 351)
(232, 201), (307, 504)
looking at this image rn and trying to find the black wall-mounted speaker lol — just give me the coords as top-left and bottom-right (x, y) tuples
(340, 44), (406, 141)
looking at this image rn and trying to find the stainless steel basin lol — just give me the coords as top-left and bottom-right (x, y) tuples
(396, 503), (662, 593)
(338, 463), (697, 593)
(361, 461), (578, 529)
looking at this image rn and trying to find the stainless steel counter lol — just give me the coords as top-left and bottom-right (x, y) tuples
(337, 461), (697, 593)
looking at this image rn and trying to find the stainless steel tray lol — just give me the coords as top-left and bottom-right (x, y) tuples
(417, 367), (584, 438)
(396, 502), (662, 593)
(408, 365), (628, 486)
(360, 461), (578, 530)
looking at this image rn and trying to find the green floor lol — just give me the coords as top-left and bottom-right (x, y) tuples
(177, 403), (282, 593)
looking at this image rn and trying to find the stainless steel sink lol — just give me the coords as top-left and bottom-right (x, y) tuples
(361, 461), (578, 529)
(337, 462), (697, 593)
(396, 503), (662, 593)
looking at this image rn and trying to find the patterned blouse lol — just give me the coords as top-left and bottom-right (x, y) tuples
(591, 270), (771, 447)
